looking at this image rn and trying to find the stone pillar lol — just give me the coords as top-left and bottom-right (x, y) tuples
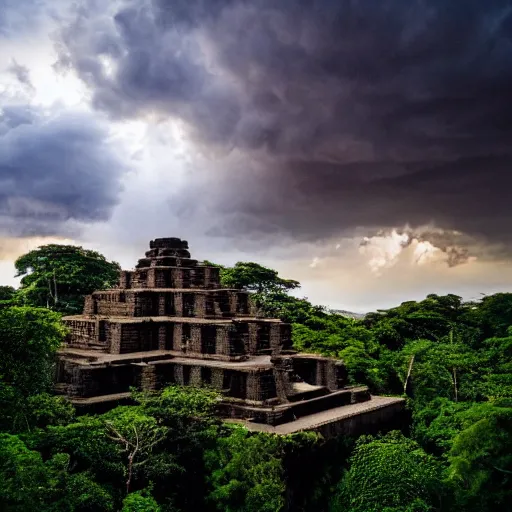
(211, 368), (225, 390)
(173, 324), (183, 351)
(147, 268), (156, 288)
(171, 268), (183, 288)
(158, 294), (167, 316)
(271, 356), (294, 402)
(270, 324), (281, 355)
(324, 360), (338, 391)
(174, 365), (184, 385)
(204, 267), (212, 288)
(189, 366), (202, 387)
(229, 293), (237, 315)
(182, 268), (191, 288)
(110, 324), (122, 354)
(140, 364), (157, 391)
(195, 294), (206, 318)
(216, 326), (230, 356)
(248, 323), (258, 354)
(125, 292), (135, 316)
(174, 293), (183, 317)
(189, 325), (202, 353)
(158, 325), (167, 350)
(246, 372), (262, 401)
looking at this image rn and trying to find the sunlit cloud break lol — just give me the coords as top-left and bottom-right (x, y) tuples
(359, 227), (477, 275)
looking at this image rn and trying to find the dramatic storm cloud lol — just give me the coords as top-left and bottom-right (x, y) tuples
(1, 0), (512, 308)
(0, 104), (127, 237)
(57, 0), (512, 254)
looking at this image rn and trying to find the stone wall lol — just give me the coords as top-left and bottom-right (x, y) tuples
(118, 323), (160, 353)
(66, 319), (97, 344)
(83, 289), (254, 319)
(126, 266), (221, 290)
(127, 360), (278, 403)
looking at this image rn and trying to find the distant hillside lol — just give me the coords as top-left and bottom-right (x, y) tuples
(328, 309), (366, 320)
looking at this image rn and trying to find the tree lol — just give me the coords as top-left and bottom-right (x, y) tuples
(213, 261), (300, 294)
(0, 434), (114, 511)
(254, 291), (329, 324)
(134, 386), (222, 508)
(58, 471), (114, 511)
(0, 306), (66, 396)
(122, 490), (161, 512)
(478, 333), (512, 399)
(0, 306), (67, 431)
(30, 387), (223, 511)
(446, 401), (512, 512)
(477, 293), (512, 338)
(205, 426), (286, 512)
(103, 408), (167, 494)
(14, 244), (120, 314)
(0, 433), (56, 510)
(412, 398), (473, 456)
(331, 431), (445, 512)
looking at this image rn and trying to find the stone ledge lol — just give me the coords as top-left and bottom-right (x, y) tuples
(226, 395), (405, 435)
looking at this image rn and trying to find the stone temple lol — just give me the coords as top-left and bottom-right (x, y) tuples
(56, 238), (404, 436)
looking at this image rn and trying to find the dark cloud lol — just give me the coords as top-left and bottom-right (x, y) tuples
(0, 104), (127, 237)
(58, 0), (512, 253)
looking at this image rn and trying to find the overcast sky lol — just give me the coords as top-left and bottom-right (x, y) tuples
(1, 0), (512, 312)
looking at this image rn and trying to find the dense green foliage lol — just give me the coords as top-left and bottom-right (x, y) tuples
(0, 249), (511, 510)
(14, 244), (120, 314)
(0, 306), (70, 432)
(331, 431), (444, 512)
(204, 261), (300, 295)
(0, 285), (15, 302)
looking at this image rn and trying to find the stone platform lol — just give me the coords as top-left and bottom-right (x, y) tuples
(228, 395), (405, 436)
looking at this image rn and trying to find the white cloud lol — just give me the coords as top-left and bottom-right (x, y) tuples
(309, 257), (320, 268)
(359, 229), (410, 275)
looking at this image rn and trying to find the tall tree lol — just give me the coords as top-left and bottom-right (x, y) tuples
(0, 306), (68, 431)
(104, 408), (167, 495)
(477, 293), (512, 338)
(331, 431), (445, 512)
(0, 306), (66, 397)
(447, 401), (512, 512)
(211, 261), (300, 294)
(14, 244), (120, 314)
(205, 426), (287, 512)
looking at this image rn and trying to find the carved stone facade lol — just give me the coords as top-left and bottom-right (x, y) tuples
(56, 238), (404, 432)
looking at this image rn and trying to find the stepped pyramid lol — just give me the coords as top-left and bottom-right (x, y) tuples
(56, 238), (404, 435)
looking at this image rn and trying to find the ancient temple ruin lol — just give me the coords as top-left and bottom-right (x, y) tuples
(56, 238), (404, 435)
